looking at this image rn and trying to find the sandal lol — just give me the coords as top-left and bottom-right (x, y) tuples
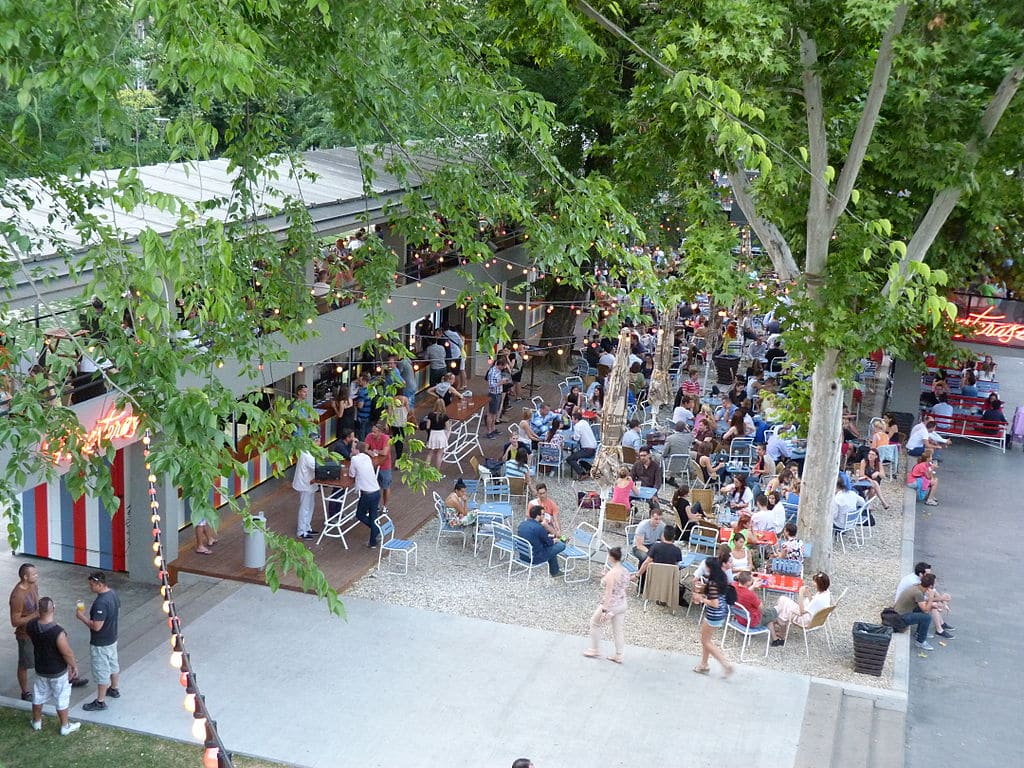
(606, 655), (623, 664)
(724, 664), (735, 678)
(196, 547), (213, 555)
(692, 666), (710, 674)
(582, 650), (599, 658)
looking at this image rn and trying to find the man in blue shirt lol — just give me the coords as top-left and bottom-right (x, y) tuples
(517, 506), (566, 577)
(529, 403), (556, 439)
(354, 372), (372, 439)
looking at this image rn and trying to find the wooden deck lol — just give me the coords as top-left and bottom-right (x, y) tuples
(170, 380), (566, 594)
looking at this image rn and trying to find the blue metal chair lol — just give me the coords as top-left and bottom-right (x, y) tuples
(375, 514), (418, 575)
(510, 534), (549, 583)
(536, 442), (563, 481)
(688, 525), (719, 556)
(433, 491), (467, 551)
(475, 510), (510, 557)
(558, 522), (599, 583)
(723, 603), (771, 660)
(488, 523), (516, 569)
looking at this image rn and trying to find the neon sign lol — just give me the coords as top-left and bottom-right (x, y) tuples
(41, 405), (141, 463)
(955, 306), (1024, 346)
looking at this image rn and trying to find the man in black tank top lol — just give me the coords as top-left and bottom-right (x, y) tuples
(26, 597), (81, 735)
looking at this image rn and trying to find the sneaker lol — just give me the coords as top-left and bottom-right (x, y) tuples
(935, 630), (955, 639)
(21, 691), (32, 702)
(367, 540), (380, 549)
(297, 532), (314, 540)
(924, 499), (939, 506)
(69, 676), (89, 688)
(30, 719), (42, 731)
(770, 639), (785, 647)
(915, 640), (935, 651)
(60, 722), (81, 736)
(82, 699), (107, 711)
(106, 687), (120, 699)
(307, 530), (321, 536)
(942, 623), (956, 631)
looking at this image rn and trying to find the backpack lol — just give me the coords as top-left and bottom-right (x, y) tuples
(880, 607), (908, 632)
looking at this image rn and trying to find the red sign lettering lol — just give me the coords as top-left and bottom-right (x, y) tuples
(954, 306), (1024, 346)
(41, 405), (140, 463)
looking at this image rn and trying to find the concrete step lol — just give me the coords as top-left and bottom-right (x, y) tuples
(832, 693), (874, 768)
(868, 706), (906, 768)
(794, 681), (843, 768)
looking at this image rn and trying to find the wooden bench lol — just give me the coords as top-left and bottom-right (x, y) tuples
(934, 413), (1007, 452)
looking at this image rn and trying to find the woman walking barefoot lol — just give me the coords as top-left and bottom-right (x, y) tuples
(692, 556), (735, 677)
(584, 547), (631, 663)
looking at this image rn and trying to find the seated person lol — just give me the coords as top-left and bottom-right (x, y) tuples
(722, 476), (754, 515)
(906, 451), (939, 506)
(750, 444), (772, 483)
(768, 572), (832, 646)
(671, 397), (695, 429)
(733, 571), (779, 628)
(773, 523), (804, 563)
(906, 418), (949, 459)
(631, 448), (663, 509)
(895, 568), (955, 637)
(620, 419), (643, 451)
(335, 429), (356, 460)
(503, 449), (534, 491)
(729, 533), (752, 573)
(517, 506), (566, 577)
(831, 478), (866, 530)
(428, 373), (465, 406)
(672, 486), (701, 539)
(444, 480), (476, 526)
(610, 466), (635, 507)
(631, 509), (665, 564)
(516, 408), (543, 450)
(529, 403), (557, 438)
(894, 572), (953, 651)
(527, 482), (561, 539)
(636, 524), (683, 570)
(750, 493), (782, 534)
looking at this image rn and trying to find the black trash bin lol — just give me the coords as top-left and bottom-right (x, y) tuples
(713, 354), (740, 385)
(852, 622), (892, 676)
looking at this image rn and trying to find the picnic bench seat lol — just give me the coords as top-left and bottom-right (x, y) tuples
(934, 412), (1007, 452)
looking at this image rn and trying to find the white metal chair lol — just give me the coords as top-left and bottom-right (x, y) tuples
(723, 603), (771, 660)
(375, 513), (418, 575)
(834, 504), (866, 553)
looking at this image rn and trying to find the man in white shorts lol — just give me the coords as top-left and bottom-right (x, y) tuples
(27, 596), (81, 735)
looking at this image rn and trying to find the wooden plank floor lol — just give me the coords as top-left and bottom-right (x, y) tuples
(169, 379), (566, 594)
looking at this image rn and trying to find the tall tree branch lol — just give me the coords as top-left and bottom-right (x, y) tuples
(730, 162), (799, 281)
(800, 30), (830, 281)
(828, 3), (908, 229)
(896, 54), (1024, 276)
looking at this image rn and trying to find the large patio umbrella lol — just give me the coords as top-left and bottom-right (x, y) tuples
(591, 328), (632, 487)
(646, 308), (678, 414)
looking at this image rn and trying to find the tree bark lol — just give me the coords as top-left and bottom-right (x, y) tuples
(730, 163), (800, 281)
(538, 283), (587, 371)
(799, 349), (844, 574)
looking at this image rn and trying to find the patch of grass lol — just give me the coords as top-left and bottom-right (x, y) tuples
(0, 705), (290, 768)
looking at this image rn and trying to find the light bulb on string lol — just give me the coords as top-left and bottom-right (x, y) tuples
(202, 744), (220, 768)
(192, 714), (207, 741)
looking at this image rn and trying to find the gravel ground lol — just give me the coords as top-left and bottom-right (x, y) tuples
(348, 366), (905, 687)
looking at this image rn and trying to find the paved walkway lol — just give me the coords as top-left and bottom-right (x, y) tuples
(904, 353), (1024, 768)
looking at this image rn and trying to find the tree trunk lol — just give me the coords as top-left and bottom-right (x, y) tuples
(538, 283), (586, 372)
(799, 349), (845, 574)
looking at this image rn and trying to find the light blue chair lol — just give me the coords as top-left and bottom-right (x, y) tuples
(558, 522), (599, 583)
(433, 492), (467, 551)
(488, 523), (516, 569)
(723, 603), (771, 660)
(475, 511), (509, 557)
(510, 534), (550, 583)
(375, 514), (418, 575)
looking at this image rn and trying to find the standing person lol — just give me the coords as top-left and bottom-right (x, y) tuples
(353, 372), (373, 439)
(485, 358), (507, 439)
(442, 323), (466, 389)
(10, 563), (40, 701)
(566, 411), (597, 479)
(583, 546), (631, 663)
(365, 421), (394, 513)
(692, 556), (735, 677)
(27, 597), (81, 735)
(391, 354), (417, 404)
(292, 450), (319, 539)
(77, 571), (120, 711)
(424, 336), (447, 386)
(424, 398), (450, 473)
(349, 441), (382, 547)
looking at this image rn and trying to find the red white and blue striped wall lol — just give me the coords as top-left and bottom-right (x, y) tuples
(18, 449), (127, 572)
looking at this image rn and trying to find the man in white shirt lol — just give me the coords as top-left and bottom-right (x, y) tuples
(567, 412), (597, 479)
(292, 451), (319, 539)
(620, 419), (643, 451)
(930, 396), (954, 429)
(831, 480), (865, 530)
(906, 418), (949, 459)
(895, 561), (930, 601)
(671, 395), (695, 428)
(598, 350), (616, 369)
(349, 442), (382, 547)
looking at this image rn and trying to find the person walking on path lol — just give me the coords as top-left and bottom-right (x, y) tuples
(27, 596), (81, 735)
(349, 441), (382, 547)
(692, 556), (735, 677)
(292, 449), (319, 540)
(584, 546), (631, 663)
(76, 571), (120, 711)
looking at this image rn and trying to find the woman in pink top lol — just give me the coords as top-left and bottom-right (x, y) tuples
(610, 466), (635, 506)
(584, 546), (632, 663)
